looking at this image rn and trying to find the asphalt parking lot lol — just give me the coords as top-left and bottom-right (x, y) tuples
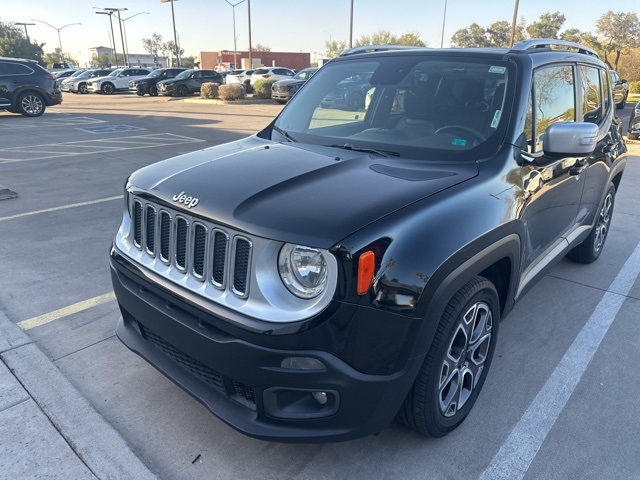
(1, 93), (639, 480)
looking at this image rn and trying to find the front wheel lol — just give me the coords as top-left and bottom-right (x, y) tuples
(101, 83), (115, 95)
(177, 85), (189, 97)
(149, 85), (158, 96)
(17, 92), (46, 117)
(398, 276), (499, 437)
(566, 183), (615, 264)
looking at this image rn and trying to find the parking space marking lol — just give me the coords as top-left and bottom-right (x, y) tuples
(0, 116), (106, 128)
(17, 292), (117, 331)
(0, 133), (205, 163)
(77, 125), (147, 134)
(0, 196), (122, 223)
(479, 242), (640, 480)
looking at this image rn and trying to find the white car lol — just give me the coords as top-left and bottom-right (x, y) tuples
(249, 67), (295, 86)
(86, 67), (151, 94)
(61, 68), (113, 94)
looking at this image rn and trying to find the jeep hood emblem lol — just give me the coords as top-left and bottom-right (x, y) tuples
(172, 191), (199, 209)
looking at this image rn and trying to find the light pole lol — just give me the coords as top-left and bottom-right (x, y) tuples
(225, 0), (245, 69)
(102, 8), (128, 66)
(247, 0), (252, 69)
(95, 10), (119, 66)
(440, 0), (447, 48)
(509, 0), (520, 47)
(31, 19), (81, 62)
(15, 22), (35, 41)
(349, 0), (354, 48)
(122, 12), (150, 63)
(160, 0), (181, 67)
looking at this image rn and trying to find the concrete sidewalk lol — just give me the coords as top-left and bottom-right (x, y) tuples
(0, 311), (156, 479)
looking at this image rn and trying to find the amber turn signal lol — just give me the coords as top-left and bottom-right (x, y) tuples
(357, 251), (375, 295)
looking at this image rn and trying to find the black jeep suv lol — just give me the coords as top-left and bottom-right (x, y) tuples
(110, 39), (627, 442)
(0, 57), (62, 117)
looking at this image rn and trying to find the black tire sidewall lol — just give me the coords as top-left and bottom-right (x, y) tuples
(102, 83), (114, 94)
(149, 85), (158, 96)
(177, 85), (188, 96)
(420, 277), (500, 436)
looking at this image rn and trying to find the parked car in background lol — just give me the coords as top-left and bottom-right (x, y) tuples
(61, 68), (112, 94)
(0, 56), (62, 116)
(225, 69), (255, 91)
(129, 68), (187, 96)
(249, 67), (295, 86)
(156, 69), (224, 96)
(271, 67), (318, 104)
(610, 70), (629, 109)
(86, 67), (151, 94)
(627, 101), (640, 139)
(54, 69), (78, 80)
(320, 71), (372, 110)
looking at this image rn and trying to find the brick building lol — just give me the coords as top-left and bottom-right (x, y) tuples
(197, 50), (311, 71)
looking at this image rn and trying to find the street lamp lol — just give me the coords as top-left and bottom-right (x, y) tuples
(14, 22), (35, 42)
(440, 0), (447, 48)
(509, 0), (520, 47)
(225, 0), (245, 69)
(99, 8), (128, 66)
(31, 19), (82, 62)
(247, 0), (252, 69)
(121, 12), (150, 63)
(94, 9), (119, 66)
(160, 0), (181, 67)
(349, 0), (354, 48)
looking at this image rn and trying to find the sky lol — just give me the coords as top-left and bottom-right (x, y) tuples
(2, 0), (638, 66)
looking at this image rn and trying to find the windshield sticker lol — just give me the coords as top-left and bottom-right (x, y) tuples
(489, 66), (506, 74)
(452, 138), (467, 147)
(491, 110), (502, 128)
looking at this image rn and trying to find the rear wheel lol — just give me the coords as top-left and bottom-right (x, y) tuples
(347, 91), (364, 111)
(398, 276), (499, 437)
(566, 183), (615, 264)
(149, 85), (158, 96)
(177, 85), (189, 96)
(136, 86), (145, 96)
(616, 93), (627, 110)
(17, 92), (46, 117)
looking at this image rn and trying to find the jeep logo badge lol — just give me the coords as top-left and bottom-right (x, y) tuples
(172, 191), (199, 209)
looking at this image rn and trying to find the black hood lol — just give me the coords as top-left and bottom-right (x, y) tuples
(128, 137), (478, 248)
(274, 79), (306, 88)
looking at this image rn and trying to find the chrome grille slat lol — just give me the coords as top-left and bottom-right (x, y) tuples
(131, 197), (251, 297)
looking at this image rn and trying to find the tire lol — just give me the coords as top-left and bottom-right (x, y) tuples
(149, 85), (158, 96)
(101, 83), (115, 95)
(275, 99), (287, 104)
(136, 86), (145, 96)
(177, 85), (189, 97)
(398, 276), (499, 437)
(566, 183), (615, 264)
(347, 91), (364, 111)
(78, 83), (88, 94)
(17, 92), (46, 117)
(628, 133), (638, 140)
(244, 81), (253, 94)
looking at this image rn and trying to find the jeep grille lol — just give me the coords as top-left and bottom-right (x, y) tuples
(131, 198), (252, 297)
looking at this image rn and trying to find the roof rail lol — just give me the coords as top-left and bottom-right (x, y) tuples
(510, 39), (599, 59)
(340, 44), (424, 56)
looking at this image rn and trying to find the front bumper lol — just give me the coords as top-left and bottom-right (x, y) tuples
(157, 85), (175, 95)
(110, 246), (423, 442)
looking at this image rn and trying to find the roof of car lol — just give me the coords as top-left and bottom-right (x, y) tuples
(0, 57), (38, 63)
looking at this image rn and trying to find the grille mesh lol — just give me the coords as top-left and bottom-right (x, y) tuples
(132, 198), (252, 296)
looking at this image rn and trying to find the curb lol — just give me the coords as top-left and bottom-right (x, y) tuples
(0, 311), (156, 479)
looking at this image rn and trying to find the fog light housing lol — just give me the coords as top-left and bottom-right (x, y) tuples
(312, 391), (328, 405)
(281, 356), (325, 370)
(263, 388), (339, 419)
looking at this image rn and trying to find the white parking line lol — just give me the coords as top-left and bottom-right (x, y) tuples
(0, 196), (122, 222)
(479, 242), (640, 480)
(17, 292), (117, 331)
(0, 133), (204, 163)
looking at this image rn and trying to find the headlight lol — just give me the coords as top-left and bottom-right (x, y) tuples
(278, 244), (328, 299)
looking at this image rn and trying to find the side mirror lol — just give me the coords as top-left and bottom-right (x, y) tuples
(543, 122), (598, 157)
(619, 79), (627, 84)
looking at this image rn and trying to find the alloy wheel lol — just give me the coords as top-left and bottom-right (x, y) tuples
(594, 191), (613, 254)
(20, 94), (44, 116)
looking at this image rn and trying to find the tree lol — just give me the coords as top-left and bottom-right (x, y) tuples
(486, 21), (512, 47)
(0, 19), (44, 63)
(451, 23), (491, 47)
(43, 48), (76, 67)
(396, 32), (427, 47)
(142, 33), (164, 59)
(526, 12), (566, 39)
(252, 43), (271, 52)
(354, 30), (426, 47)
(324, 39), (348, 58)
(181, 55), (195, 68)
(162, 40), (184, 67)
(596, 11), (640, 71)
(91, 53), (115, 67)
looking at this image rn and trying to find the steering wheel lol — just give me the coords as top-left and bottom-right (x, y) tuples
(434, 125), (486, 143)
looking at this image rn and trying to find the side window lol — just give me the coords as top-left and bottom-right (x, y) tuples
(0, 62), (9, 75)
(601, 68), (612, 113)
(579, 66), (603, 125)
(526, 65), (575, 153)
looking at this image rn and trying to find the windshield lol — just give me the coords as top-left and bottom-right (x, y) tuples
(69, 70), (85, 78)
(107, 69), (122, 77)
(293, 69), (317, 80)
(175, 69), (194, 79)
(76, 70), (94, 79)
(274, 55), (511, 158)
(148, 69), (164, 78)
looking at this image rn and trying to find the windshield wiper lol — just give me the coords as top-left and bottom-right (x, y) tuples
(272, 125), (298, 143)
(328, 143), (400, 157)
